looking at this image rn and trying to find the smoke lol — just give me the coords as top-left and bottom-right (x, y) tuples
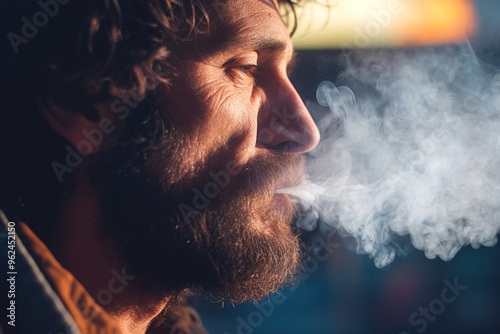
(280, 44), (500, 268)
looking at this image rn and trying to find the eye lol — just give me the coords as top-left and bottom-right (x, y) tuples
(232, 64), (259, 76)
(225, 64), (260, 84)
(226, 64), (259, 82)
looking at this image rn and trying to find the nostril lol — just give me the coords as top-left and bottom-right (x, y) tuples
(275, 140), (299, 152)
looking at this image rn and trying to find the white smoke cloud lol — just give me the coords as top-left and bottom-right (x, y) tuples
(279, 44), (500, 268)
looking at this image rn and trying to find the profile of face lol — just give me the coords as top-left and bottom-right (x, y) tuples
(91, 0), (320, 303)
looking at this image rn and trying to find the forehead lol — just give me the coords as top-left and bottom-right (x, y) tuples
(214, 0), (280, 24)
(202, 0), (292, 55)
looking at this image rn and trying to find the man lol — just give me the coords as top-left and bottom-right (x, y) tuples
(0, 0), (320, 333)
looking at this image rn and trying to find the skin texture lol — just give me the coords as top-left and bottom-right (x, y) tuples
(43, 0), (320, 333)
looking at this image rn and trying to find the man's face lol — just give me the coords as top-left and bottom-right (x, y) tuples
(93, 0), (320, 303)
(162, 0), (319, 225)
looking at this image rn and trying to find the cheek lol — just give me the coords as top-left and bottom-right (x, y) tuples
(201, 88), (259, 162)
(165, 77), (259, 167)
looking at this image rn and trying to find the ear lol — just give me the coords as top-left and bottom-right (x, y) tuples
(39, 100), (114, 155)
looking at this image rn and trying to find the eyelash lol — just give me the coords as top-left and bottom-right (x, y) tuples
(230, 64), (259, 77)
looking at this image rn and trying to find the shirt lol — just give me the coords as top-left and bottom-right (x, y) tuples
(0, 210), (208, 334)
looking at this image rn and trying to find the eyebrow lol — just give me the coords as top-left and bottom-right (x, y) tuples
(245, 37), (298, 74)
(234, 36), (296, 65)
(255, 38), (289, 53)
(209, 29), (296, 67)
(213, 33), (289, 55)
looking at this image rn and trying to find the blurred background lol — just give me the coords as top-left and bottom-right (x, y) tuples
(196, 0), (500, 333)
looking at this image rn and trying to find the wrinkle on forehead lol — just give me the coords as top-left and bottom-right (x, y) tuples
(224, 13), (288, 46)
(215, 2), (288, 48)
(178, 0), (289, 60)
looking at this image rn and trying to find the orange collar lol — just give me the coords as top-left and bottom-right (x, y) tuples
(17, 221), (123, 334)
(0, 212), (207, 334)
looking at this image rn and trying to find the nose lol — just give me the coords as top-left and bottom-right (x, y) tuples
(257, 79), (320, 153)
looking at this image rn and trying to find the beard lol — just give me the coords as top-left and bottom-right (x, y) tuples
(89, 91), (305, 303)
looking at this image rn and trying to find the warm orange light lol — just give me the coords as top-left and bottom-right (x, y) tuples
(396, 0), (477, 46)
(291, 0), (478, 49)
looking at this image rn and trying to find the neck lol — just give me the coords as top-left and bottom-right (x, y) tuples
(51, 169), (169, 334)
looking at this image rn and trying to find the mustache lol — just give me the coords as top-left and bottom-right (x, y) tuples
(109, 147), (308, 228)
(219, 150), (306, 203)
(162, 148), (306, 222)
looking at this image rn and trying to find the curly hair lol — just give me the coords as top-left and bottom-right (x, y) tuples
(6, 0), (303, 118)
(0, 0), (306, 237)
